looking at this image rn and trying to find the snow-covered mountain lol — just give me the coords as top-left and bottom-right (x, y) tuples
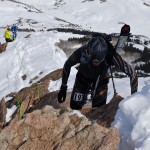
(0, 0), (150, 37)
(0, 1), (150, 150)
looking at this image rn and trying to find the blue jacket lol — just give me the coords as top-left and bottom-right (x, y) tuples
(11, 26), (18, 32)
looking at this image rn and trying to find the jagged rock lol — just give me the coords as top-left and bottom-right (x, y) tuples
(39, 71), (43, 75)
(28, 91), (60, 112)
(0, 105), (119, 150)
(82, 94), (124, 127)
(0, 42), (7, 53)
(8, 92), (61, 127)
(9, 95), (37, 126)
(22, 75), (27, 80)
(6, 92), (16, 98)
(30, 75), (39, 82)
(0, 98), (7, 131)
(24, 34), (31, 38)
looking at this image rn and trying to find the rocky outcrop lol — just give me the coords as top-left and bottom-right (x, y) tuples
(82, 95), (124, 127)
(0, 42), (7, 53)
(0, 105), (119, 150)
(0, 98), (7, 131)
(2, 68), (122, 149)
(6, 68), (63, 108)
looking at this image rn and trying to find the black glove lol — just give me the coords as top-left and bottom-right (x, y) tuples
(58, 85), (67, 103)
(120, 24), (130, 36)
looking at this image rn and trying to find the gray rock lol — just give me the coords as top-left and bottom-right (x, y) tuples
(0, 98), (7, 131)
(0, 105), (119, 150)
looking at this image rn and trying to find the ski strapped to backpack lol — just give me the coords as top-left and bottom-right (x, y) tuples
(115, 24), (130, 51)
(110, 24), (131, 96)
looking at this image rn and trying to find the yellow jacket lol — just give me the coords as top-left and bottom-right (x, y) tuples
(4, 29), (12, 40)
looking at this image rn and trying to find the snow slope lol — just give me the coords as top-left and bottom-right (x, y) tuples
(113, 80), (150, 150)
(0, 30), (83, 99)
(0, 0), (150, 37)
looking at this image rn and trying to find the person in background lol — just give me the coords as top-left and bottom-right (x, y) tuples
(4, 27), (13, 42)
(11, 24), (18, 40)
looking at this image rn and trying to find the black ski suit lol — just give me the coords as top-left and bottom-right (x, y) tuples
(61, 42), (138, 110)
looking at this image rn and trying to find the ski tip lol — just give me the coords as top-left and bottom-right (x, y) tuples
(118, 21), (126, 25)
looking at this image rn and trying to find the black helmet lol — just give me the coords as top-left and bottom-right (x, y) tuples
(87, 36), (108, 63)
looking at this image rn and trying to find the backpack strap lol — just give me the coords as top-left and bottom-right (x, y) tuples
(104, 40), (116, 66)
(80, 45), (90, 64)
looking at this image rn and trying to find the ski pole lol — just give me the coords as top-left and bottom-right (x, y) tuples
(110, 66), (117, 96)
